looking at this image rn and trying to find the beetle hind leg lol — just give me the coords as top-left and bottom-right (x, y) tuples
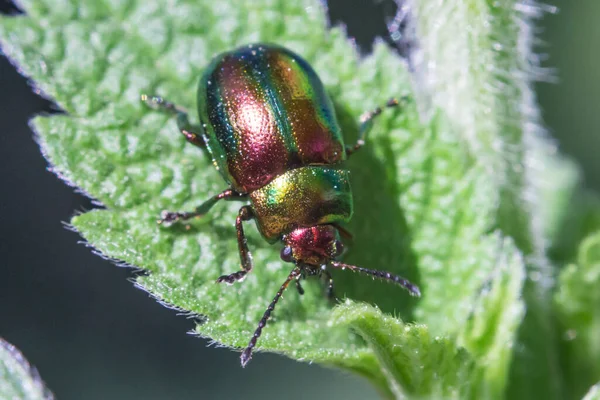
(217, 206), (255, 284)
(141, 94), (205, 148)
(346, 96), (410, 156)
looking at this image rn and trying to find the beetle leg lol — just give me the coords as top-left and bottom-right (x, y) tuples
(240, 266), (301, 367)
(158, 188), (246, 226)
(329, 261), (421, 297)
(141, 94), (205, 148)
(217, 206), (255, 284)
(295, 277), (305, 295)
(322, 270), (336, 300)
(294, 269), (306, 295)
(346, 96), (409, 156)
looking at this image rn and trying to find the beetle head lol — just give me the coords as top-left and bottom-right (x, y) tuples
(281, 225), (344, 265)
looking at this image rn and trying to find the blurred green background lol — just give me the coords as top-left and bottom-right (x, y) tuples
(0, 0), (597, 399)
(538, 0), (600, 192)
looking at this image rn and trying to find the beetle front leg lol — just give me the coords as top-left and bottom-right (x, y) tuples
(217, 206), (255, 284)
(141, 94), (205, 148)
(322, 270), (336, 300)
(346, 96), (409, 156)
(158, 189), (246, 226)
(295, 270), (307, 295)
(295, 278), (305, 295)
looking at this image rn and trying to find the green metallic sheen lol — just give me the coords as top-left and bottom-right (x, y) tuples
(197, 43), (346, 194)
(249, 166), (353, 242)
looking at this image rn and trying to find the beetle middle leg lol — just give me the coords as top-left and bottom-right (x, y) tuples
(158, 188), (247, 225)
(217, 206), (255, 284)
(141, 94), (205, 148)
(346, 96), (409, 156)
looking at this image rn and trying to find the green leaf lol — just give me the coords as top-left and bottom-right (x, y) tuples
(555, 232), (600, 399)
(583, 383), (600, 400)
(0, 338), (53, 400)
(456, 237), (525, 399)
(407, 1), (563, 398)
(0, 0), (562, 398)
(332, 302), (475, 399)
(533, 146), (581, 247)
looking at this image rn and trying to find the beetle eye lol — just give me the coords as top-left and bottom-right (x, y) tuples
(280, 246), (294, 262)
(333, 240), (344, 258)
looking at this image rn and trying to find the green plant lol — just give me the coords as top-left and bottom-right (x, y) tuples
(0, 338), (53, 399)
(1, 0), (598, 398)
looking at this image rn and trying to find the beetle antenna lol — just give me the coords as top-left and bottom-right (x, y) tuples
(329, 261), (420, 297)
(240, 266), (301, 367)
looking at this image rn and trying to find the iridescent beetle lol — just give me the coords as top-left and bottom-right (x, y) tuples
(142, 43), (420, 367)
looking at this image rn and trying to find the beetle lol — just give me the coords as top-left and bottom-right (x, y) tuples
(142, 43), (420, 367)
